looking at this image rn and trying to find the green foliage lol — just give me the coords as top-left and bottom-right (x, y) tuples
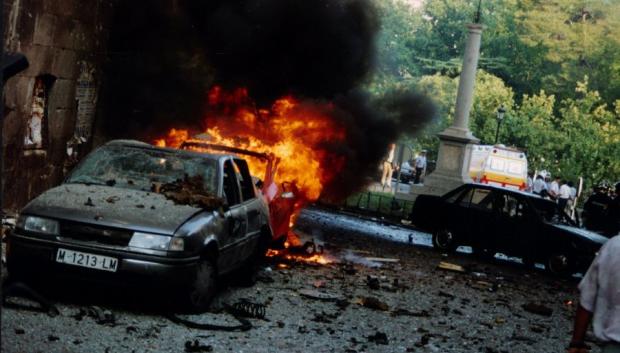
(366, 0), (620, 189)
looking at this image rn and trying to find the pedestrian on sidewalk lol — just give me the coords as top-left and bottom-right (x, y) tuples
(567, 235), (620, 353)
(413, 150), (427, 184)
(380, 143), (396, 191)
(559, 179), (572, 213)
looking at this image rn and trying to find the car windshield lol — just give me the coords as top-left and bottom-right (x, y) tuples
(66, 145), (218, 194)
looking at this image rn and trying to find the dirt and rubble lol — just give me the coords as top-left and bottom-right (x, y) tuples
(1, 207), (599, 353)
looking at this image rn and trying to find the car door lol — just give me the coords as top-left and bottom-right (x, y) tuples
(441, 185), (476, 241)
(465, 187), (498, 250)
(492, 191), (531, 257)
(220, 158), (248, 270)
(233, 158), (262, 259)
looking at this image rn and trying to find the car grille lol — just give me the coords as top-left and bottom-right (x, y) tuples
(59, 221), (133, 246)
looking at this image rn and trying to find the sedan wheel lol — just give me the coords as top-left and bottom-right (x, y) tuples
(187, 259), (217, 312)
(432, 229), (457, 252)
(546, 253), (573, 276)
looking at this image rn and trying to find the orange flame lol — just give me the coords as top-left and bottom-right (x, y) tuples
(155, 87), (346, 201)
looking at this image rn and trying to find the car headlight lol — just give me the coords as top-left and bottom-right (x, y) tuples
(18, 216), (59, 235)
(129, 232), (184, 251)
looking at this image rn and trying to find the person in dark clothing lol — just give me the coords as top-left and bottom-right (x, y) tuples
(582, 184), (612, 233)
(603, 182), (620, 237)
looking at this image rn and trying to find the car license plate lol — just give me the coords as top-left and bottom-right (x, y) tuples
(56, 248), (118, 272)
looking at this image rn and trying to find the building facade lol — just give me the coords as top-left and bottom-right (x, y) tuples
(2, 0), (116, 210)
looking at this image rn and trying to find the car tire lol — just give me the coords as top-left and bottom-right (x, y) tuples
(186, 259), (217, 312)
(432, 229), (458, 252)
(546, 253), (574, 276)
(237, 233), (270, 287)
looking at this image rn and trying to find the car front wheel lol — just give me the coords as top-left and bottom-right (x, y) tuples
(186, 259), (217, 312)
(546, 253), (574, 276)
(432, 229), (457, 252)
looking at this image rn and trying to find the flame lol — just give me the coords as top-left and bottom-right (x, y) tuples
(266, 248), (333, 265)
(155, 86), (346, 202)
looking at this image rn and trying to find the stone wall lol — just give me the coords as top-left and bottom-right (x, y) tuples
(2, 0), (116, 211)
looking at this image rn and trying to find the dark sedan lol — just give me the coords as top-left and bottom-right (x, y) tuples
(7, 140), (272, 311)
(410, 183), (607, 274)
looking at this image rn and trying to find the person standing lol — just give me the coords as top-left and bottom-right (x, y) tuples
(413, 150), (427, 184)
(559, 180), (572, 213)
(583, 184), (612, 233)
(533, 175), (548, 197)
(549, 176), (561, 201)
(380, 143), (396, 191)
(604, 182), (620, 237)
(526, 171), (534, 193)
(567, 235), (620, 353)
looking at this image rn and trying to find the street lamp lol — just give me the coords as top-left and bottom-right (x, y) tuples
(494, 105), (506, 144)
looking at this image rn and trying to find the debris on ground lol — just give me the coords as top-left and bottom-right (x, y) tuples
(521, 302), (553, 317)
(184, 340), (213, 352)
(157, 175), (224, 209)
(437, 261), (466, 273)
(355, 296), (389, 311)
(298, 289), (341, 302)
(367, 331), (389, 345)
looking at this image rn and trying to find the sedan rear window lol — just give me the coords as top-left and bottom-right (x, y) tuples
(66, 145), (218, 194)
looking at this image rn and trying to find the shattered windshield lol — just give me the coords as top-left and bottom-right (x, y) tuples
(66, 145), (218, 194)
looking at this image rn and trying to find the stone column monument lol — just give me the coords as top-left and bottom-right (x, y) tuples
(404, 22), (484, 199)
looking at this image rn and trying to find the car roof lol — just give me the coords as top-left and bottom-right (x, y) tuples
(103, 139), (229, 161)
(461, 183), (544, 199)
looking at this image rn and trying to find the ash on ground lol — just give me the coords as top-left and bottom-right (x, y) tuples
(1, 207), (594, 353)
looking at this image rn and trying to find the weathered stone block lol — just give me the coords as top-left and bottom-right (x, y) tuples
(21, 44), (56, 76)
(48, 108), (75, 142)
(51, 49), (78, 79)
(33, 13), (57, 46)
(48, 78), (76, 110)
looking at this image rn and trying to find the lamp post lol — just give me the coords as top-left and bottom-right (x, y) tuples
(494, 105), (506, 144)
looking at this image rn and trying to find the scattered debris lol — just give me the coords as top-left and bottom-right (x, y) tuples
(158, 175), (224, 209)
(391, 308), (430, 317)
(366, 275), (380, 290)
(228, 300), (266, 319)
(522, 302), (553, 317)
(84, 197), (95, 207)
(367, 331), (389, 345)
(14, 328), (24, 335)
(437, 261), (466, 273)
(47, 335), (60, 342)
(355, 296), (389, 311)
(185, 340), (213, 352)
(364, 257), (399, 263)
(298, 289), (340, 302)
(105, 196), (120, 203)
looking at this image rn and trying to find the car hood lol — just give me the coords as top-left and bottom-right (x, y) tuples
(22, 184), (203, 235)
(551, 224), (609, 245)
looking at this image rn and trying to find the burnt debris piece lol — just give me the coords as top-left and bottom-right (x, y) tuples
(156, 175), (224, 209)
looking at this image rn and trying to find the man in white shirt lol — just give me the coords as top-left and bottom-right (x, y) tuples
(549, 176), (561, 200)
(559, 179), (572, 212)
(533, 175), (548, 196)
(380, 143), (396, 190)
(413, 150), (427, 184)
(568, 235), (620, 353)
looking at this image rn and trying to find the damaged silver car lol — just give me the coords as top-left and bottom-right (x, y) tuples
(7, 140), (272, 311)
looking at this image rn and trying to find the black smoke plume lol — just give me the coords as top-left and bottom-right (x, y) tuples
(101, 0), (435, 198)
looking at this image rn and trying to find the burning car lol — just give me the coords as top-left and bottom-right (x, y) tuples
(410, 183), (607, 275)
(180, 139), (298, 247)
(7, 140), (272, 311)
